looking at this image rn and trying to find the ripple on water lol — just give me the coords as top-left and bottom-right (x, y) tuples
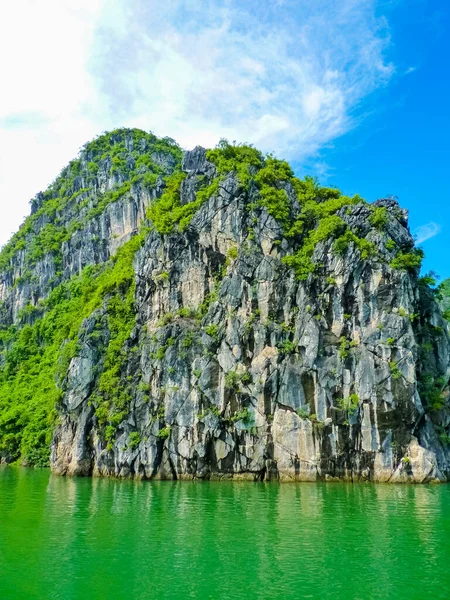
(1, 468), (450, 600)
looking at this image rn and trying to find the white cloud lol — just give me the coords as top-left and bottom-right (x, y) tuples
(91, 0), (394, 157)
(0, 0), (105, 246)
(0, 0), (394, 247)
(414, 222), (442, 245)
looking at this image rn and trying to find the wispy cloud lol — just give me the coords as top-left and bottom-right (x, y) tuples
(414, 222), (442, 244)
(91, 0), (394, 159)
(0, 0), (394, 247)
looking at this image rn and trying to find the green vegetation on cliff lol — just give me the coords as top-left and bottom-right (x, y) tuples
(0, 128), (181, 465)
(0, 232), (145, 465)
(0, 129), (181, 276)
(438, 278), (450, 320)
(147, 139), (405, 281)
(0, 129), (440, 467)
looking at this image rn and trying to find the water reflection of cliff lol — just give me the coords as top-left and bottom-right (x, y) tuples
(1, 469), (450, 600)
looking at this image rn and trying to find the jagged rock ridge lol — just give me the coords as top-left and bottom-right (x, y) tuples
(1, 129), (449, 482)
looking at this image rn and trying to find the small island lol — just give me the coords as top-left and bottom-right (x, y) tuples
(0, 129), (449, 483)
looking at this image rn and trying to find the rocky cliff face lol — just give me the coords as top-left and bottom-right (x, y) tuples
(1, 129), (449, 482)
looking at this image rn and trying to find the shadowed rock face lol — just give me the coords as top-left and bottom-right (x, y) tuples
(49, 145), (450, 483)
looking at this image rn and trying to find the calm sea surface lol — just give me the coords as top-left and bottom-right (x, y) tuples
(1, 467), (450, 599)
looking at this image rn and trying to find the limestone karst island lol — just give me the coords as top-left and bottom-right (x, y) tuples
(0, 128), (449, 483)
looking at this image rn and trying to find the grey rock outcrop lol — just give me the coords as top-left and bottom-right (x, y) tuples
(50, 146), (450, 483)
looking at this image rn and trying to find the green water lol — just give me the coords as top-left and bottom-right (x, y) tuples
(1, 468), (450, 599)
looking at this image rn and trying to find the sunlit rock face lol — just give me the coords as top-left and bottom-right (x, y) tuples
(1, 129), (449, 482)
(51, 145), (450, 483)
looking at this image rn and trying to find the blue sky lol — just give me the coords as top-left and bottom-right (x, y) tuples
(0, 0), (448, 277)
(296, 0), (450, 279)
